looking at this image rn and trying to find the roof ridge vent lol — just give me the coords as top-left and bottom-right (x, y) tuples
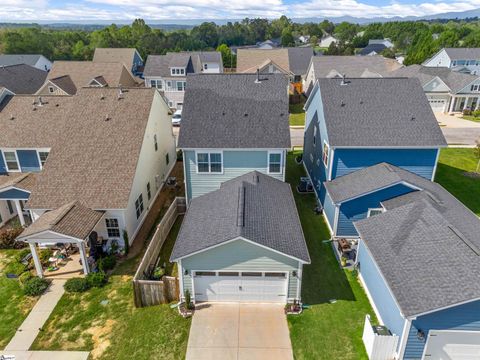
(449, 225), (480, 256)
(236, 186), (246, 227)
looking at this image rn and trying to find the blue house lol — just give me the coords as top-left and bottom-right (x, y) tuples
(178, 73), (291, 203)
(303, 78), (447, 237)
(343, 163), (480, 359)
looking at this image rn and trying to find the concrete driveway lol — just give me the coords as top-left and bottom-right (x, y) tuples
(186, 303), (293, 360)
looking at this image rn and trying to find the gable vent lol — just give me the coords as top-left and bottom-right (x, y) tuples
(236, 186), (246, 227)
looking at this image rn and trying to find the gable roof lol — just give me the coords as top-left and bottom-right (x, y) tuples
(444, 47), (480, 60)
(144, 51), (222, 78)
(358, 44), (388, 56)
(17, 201), (104, 241)
(237, 47), (313, 76)
(354, 166), (480, 317)
(49, 75), (77, 95)
(0, 64), (48, 94)
(93, 48), (142, 70)
(310, 55), (402, 79)
(177, 74), (290, 149)
(314, 78), (447, 147)
(0, 54), (46, 67)
(46, 61), (138, 93)
(170, 171), (310, 262)
(0, 172), (36, 193)
(387, 64), (479, 93)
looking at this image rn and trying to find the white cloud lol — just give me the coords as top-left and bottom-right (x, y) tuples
(0, 0), (480, 21)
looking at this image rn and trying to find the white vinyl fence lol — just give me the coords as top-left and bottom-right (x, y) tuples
(362, 315), (399, 360)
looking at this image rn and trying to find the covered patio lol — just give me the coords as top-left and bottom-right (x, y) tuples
(16, 201), (105, 278)
(0, 173), (36, 228)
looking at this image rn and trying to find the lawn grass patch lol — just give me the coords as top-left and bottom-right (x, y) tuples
(435, 148), (480, 216)
(462, 115), (480, 123)
(31, 217), (190, 359)
(286, 151), (375, 360)
(0, 250), (37, 348)
(289, 102), (306, 126)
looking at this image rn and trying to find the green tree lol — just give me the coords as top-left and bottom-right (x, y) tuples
(281, 28), (294, 47)
(216, 43), (233, 68)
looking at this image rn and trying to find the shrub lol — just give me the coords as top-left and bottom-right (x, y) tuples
(23, 277), (50, 296)
(86, 271), (107, 288)
(19, 271), (33, 285)
(473, 109), (480, 118)
(97, 255), (116, 271)
(123, 231), (129, 255)
(39, 249), (53, 266)
(64, 277), (90, 293)
(463, 108), (472, 116)
(4, 261), (27, 276)
(184, 289), (194, 310)
(15, 248), (31, 263)
(0, 227), (25, 249)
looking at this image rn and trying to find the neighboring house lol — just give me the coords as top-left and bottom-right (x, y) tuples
(236, 47), (313, 92)
(177, 73), (290, 203)
(346, 163), (480, 360)
(303, 78), (447, 237)
(0, 54), (52, 71)
(0, 64), (47, 94)
(144, 51), (223, 110)
(319, 35), (338, 48)
(304, 55), (403, 96)
(358, 43), (388, 56)
(387, 64), (480, 113)
(297, 35), (310, 44)
(0, 87), (176, 276)
(424, 48), (480, 75)
(368, 38), (394, 49)
(93, 48), (144, 77)
(36, 61), (139, 95)
(170, 171), (310, 304)
(230, 39), (282, 55)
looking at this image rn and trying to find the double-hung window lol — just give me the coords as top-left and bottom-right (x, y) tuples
(322, 142), (329, 167)
(3, 151), (19, 171)
(268, 152), (282, 174)
(176, 81), (185, 91)
(135, 194), (144, 219)
(197, 152), (222, 173)
(38, 151), (49, 168)
(105, 218), (120, 238)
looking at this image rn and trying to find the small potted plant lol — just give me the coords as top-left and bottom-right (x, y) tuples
(340, 256), (348, 267)
(285, 300), (302, 315)
(179, 289), (195, 318)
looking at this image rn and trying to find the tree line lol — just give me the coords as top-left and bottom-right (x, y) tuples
(1, 17), (480, 67)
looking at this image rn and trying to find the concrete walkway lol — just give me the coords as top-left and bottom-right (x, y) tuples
(186, 303), (293, 360)
(0, 350), (89, 360)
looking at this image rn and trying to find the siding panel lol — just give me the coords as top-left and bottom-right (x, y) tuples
(17, 150), (41, 172)
(0, 152), (6, 174)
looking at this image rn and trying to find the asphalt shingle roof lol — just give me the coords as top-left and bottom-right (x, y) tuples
(358, 44), (387, 56)
(0, 64), (47, 94)
(178, 74), (290, 149)
(93, 48), (141, 71)
(0, 54), (44, 67)
(144, 51), (222, 77)
(316, 78), (447, 147)
(387, 64), (478, 93)
(171, 171), (310, 262)
(351, 164), (480, 317)
(444, 48), (480, 60)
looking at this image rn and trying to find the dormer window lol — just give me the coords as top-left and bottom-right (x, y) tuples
(48, 86), (55, 93)
(170, 67), (185, 76)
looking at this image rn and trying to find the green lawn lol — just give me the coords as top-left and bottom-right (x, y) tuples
(289, 102), (306, 126)
(31, 218), (191, 360)
(435, 148), (480, 216)
(461, 115), (480, 123)
(0, 249), (37, 349)
(286, 152), (375, 360)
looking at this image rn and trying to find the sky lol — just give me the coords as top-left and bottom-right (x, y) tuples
(1, 0), (480, 22)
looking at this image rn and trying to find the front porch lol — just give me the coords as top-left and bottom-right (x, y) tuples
(0, 173), (36, 229)
(448, 95), (480, 113)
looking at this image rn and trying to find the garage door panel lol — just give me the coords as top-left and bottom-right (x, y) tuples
(424, 330), (480, 360)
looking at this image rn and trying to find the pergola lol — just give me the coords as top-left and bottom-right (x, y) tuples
(16, 201), (105, 277)
(0, 173), (36, 226)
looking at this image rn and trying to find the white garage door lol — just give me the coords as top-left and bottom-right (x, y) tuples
(193, 271), (287, 303)
(423, 330), (480, 360)
(428, 99), (446, 112)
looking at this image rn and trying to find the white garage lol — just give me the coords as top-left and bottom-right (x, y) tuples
(423, 330), (480, 360)
(193, 271), (288, 303)
(427, 97), (448, 113)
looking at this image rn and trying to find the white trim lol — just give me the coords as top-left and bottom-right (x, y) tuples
(296, 262), (303, 301)
(267, 150), (283, 175)
(408, 296), (480, 319)
(0, 185), (31, 196)
(173, 236), (309, 264)
(327, 147), (334, 181)
(322, 140), (330, 168)
(332, 205), (339, 237)
(194, 150), (224, 175)
(183, 156), (190, 205)
(19, 229), (87, 243)
(397, 318), (412, 360)
(178, 259), (185, 300)
(331, 145), (447, 149)
(181, 147), (289, 151)
(2, 150), (20, 172)
(431, 148), (440, 181)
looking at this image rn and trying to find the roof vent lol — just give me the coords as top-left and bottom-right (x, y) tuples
(340, 74), (348, 86)
(255, 69), (261, 84)
(37, 96), (44, 106)
(100, 94), (105, 100)
(244, 113), (248, 117)
(117, 88), (124, 100)
(410, 115), (416, 121)
(236, 186), (246, 227)
(340, 100), (345, 107)
(9, 114), (14, 120)
(32, 105), (37, 111)
(105, 114), (110, 121)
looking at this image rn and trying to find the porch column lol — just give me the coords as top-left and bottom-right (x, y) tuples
(78, 242), (89, 275)
(14, 200), (25, 226)
(29, 243), (43, 278)
(463, 97), (469, 111)
(476, 98), (480, 110)
(448, 96), (456, 113)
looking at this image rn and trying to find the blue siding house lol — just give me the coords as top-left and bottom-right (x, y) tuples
(178, 73), (291, 203)
(351, 164), (480, 359)
(303, 78), (447, 237)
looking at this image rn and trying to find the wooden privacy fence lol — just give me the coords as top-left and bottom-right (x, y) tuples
(133, 197), (186, 308)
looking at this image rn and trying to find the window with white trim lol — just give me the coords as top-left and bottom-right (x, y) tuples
(135, 194), (144, 219)
(367, 208), (383, 217)
(147, 182), (151, 200)
(176, 81), (186, 91)
(105, 218), (120, 238)
(150, 79), (163, 90)
(268, 152), (282, 174)
(48, 86), (55, 93)
(38, 151), (49, 167)
(197, 152), (222, 173)
(3, 151), (19, 171)
(313, 126), (317, 146)
(322, 142), (329, 167)
(204, 63), (208, 70)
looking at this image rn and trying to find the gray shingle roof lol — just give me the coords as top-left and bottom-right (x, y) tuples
(358, 44), (387, 56)
(0, 54), (44, 67)
(0, 64), (47, 94)
(144, 51), (222, 77)
(387, 64), (478, 93)
(310, 55), (402, 78)
(178, 74), (290, 149)
(170, 171), (310, 262)
(444, 48), (480, 60)
(352, 165), (480, 317)
(315, 78), (447, 147)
